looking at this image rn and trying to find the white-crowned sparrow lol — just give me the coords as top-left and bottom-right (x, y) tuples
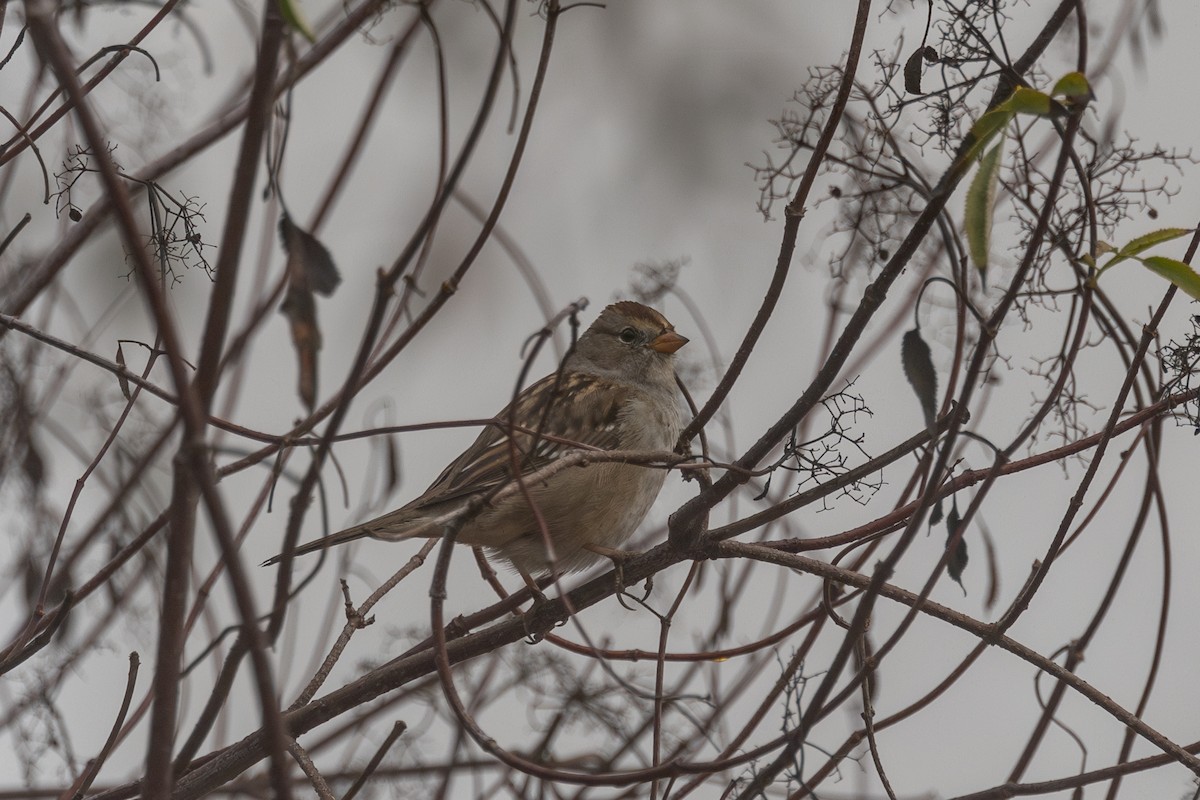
(266, 301), (688, 577)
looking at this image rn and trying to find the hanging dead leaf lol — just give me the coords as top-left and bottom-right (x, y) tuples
(278, 213), (340, 410)
(979, 519), (1000, 613)
(945, 500), (968, 593)
(280, 285), (320, 410)
(904, 47), (925, 95)
(901, 328), (938, 427)
(115, 342), (131, 401)
(279, 213), (341, 295)
(929, 497), (944, 527)
(383, 433), (400, 494)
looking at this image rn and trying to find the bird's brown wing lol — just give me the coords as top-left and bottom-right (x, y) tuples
(404, 371), (630, 511)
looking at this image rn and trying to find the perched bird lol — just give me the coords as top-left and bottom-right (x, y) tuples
(265, 301), (688, 578)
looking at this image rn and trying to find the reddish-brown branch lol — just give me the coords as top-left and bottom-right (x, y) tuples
(264, 0), (522, 639)
(678, 0), (874, 451)
(192, 2), (285, 410)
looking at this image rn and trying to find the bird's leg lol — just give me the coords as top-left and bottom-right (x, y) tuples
(583, 543), (641, 596)
(516, 566), (555, 644)
(517, 566), (549, 605)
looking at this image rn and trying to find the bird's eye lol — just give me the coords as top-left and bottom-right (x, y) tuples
(618, 327), (638, 344)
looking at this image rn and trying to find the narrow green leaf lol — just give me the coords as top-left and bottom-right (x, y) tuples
(1139, 256), (1200, 300)
(277, 0), (316, 43)
(1117, 227), (1193, 258)
(965, 138), (1005, 277)
(958, 84), (1058, 184)
(1100, 228), (1194, 275)
(1002, 87), (1054, 117)
(963, 108), (1012, 164)
(1051, 71), (1091, 100)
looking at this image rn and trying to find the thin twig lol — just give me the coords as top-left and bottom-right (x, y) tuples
(341, 721), (408, 800)
(60, 652), (140, 800)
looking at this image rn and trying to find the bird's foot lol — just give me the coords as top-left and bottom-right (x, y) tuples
(518, 568), (552, 643)
(584, 544), (641, 598)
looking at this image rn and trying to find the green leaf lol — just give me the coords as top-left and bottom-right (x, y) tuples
(959, 85), (1056, 171)
(278, 0), (316, 43)
(1051, 71), (1091, 101)
(963, 108), (1012, 164)
(1100, 228), (1194, 274)
(965, 137), (1005, 277)
(1117, 227), (1193, 258)
(1000, 86), (1054, 117)
(1139, 256), (1200, 300)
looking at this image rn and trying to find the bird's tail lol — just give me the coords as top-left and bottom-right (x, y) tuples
(261, 526), (372, 567)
